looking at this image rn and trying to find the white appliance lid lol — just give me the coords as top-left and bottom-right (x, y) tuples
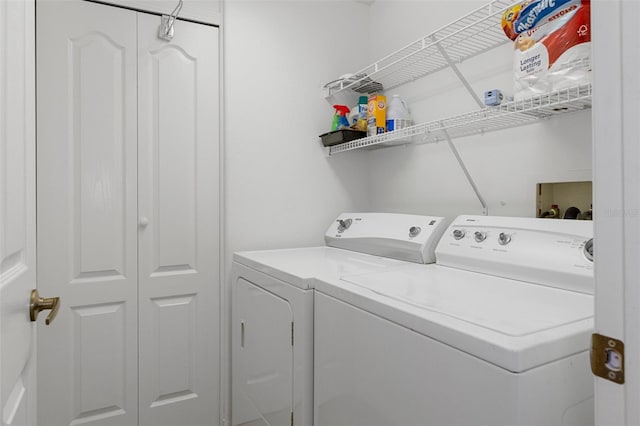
(319, 264), (593, 372)
(342, 267), (592, 337)
(233, 247), (408, 290)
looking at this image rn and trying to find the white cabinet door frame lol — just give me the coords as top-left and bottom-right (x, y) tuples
(86, 0), (221, 25)
(592, 1), (640, 424)
(0, 0), (37, 424)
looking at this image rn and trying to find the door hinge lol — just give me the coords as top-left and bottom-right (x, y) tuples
(591, 333), (624, 384)
(291, 322), (294, 346)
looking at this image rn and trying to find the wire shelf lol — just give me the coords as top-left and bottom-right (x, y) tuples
(326, 84), (592, 156)
(323, 0), (516, 99)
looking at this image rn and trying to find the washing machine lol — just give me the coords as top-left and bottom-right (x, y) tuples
(314, 215), (595, 426)
(230, 212), (448, 426)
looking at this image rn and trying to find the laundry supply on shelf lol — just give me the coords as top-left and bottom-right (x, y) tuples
(331, 105), (351, 131)
(348, 107), (359, 126)
(367, 94), (386, 136)
(346, 96), (369, 132)
(484, 89), (504, 106)
(356, 95), (368, 130)
(501, 0), (591, 100)
(386, 94), (411, 131)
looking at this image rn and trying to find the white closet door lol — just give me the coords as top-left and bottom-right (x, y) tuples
(0, 0), (37, 425)
(137, 13), (220, 426)
(36, 1), (139, 425)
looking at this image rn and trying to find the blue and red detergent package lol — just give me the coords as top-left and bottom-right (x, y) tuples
(502, 0), (591, 100)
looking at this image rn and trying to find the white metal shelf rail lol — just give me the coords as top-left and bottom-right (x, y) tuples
(323, 0), (516, 100)
(327, 84), (593, 156)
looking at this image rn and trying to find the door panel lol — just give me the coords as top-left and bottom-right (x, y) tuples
(70, 31), (130, 282)
(232, 279), (293, 426)
(149, 44), (198, 276)
(137, 13), (220, 426)
(149, 45), (198, 275)
(70, 303), (127, 421)
(147, 295), (198, 406)
(0, 0), (36, 424)
(36, 2), (139, 425)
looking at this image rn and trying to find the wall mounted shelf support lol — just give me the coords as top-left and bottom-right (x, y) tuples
(443, 129), (488, 215)
(431, 35), (485, 108)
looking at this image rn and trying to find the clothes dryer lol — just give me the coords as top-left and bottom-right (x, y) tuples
(231, 213), (448, 426)
(314, 215), (594, 426)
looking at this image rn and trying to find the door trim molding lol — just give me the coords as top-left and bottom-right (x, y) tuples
(84, 0), (219, 27)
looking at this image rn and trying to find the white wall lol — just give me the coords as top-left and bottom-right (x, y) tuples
(366, 0), (592, 219)
(222, 1), (371, 423)
(224, 0), (371, 255)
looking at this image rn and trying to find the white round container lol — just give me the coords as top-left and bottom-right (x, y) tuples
(386, 94), (411, 132)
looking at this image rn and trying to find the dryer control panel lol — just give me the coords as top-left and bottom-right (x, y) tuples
(325, 213), (448, 264)
(436, 215), (594, 294)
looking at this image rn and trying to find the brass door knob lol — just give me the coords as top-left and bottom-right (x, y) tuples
(30, 289), (60, 325)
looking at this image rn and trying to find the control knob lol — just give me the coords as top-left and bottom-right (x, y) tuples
(409, 226), (421, 238)
(584, 238), (594, 262)
(452, 229), (465, 240)
(498, 232), (511, 246)
(336, 218), (352, 233)
(474, 231), (487, 243)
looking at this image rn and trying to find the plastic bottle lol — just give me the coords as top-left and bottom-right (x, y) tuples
(357, 96), (368, 121)
(348, 95), (366, 132)
(331, 112), (340, 131)
(348, 96), (368, 127)
(386, 95), (411, 132)
(331, 105), (351, 131)
(348, 107), (359, 126)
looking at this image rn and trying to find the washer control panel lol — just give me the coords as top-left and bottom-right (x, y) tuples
(451, 229), (514, 246)
(325, 213), (449, 264)
(437, 215), (594, 294)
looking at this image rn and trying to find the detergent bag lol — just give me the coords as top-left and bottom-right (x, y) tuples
(502, 0), (591, 100)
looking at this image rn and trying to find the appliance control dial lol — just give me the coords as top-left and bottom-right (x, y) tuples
(584, 238), (594, 262)
(409, 226), (421, 238)
(453, 229), (465, 240)
(474, 231), (487, 243)
(498, 232), (511, 246)
(336, 218), (352, 233)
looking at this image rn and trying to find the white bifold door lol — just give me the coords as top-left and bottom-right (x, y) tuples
(36, 1), (220, 425)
